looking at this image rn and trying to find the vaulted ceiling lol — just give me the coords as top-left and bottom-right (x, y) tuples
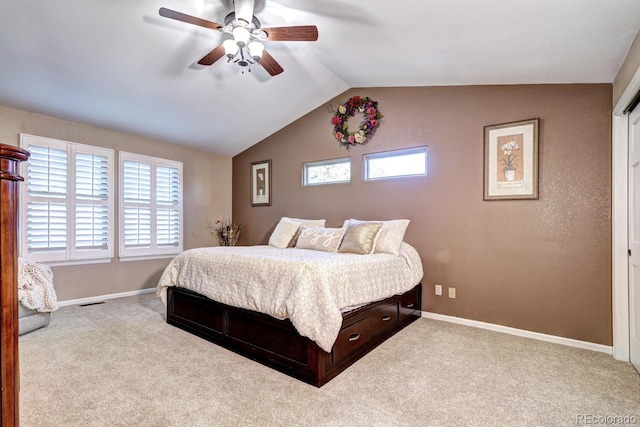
(1, 0), (639, 156)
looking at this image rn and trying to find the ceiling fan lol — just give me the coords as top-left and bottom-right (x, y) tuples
(159, 0), (318, 76)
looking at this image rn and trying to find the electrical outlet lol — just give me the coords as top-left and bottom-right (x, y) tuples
(435, 284), (442, 296)
(448, 287), (456, 299)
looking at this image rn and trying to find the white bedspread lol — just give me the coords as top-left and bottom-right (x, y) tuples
(157, 242), (423, 352)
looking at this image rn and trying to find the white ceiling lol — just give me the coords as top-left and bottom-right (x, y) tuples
(1, 0), (639, 157)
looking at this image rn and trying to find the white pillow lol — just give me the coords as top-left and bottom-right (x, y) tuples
(295, 226), (345, 252)
(374, 219), (410, 255)
(346, 219), (410, 255)
(283, 217), (326, 247)
(268, 217), (302, 248)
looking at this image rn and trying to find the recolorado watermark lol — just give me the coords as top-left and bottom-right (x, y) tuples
(576, 414), (638, 425)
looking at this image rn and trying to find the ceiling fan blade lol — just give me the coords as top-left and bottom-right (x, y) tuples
(233, 0), (255, 24)
(262, 26), (318, 41)
(197, 44), (226, 66)
(159, 7), (223, 31)
(259, 50), (284, 76)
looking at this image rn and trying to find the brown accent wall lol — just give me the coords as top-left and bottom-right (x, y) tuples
(232, 84), (613, 346)
(0, 105), (232, 301)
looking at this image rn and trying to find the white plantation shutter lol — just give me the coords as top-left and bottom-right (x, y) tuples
(27, 145), (67, 196)
(123, 160), (152, 248)
(157, 208), (180, 247)
(75, 152), (110, 250)
(25, 144), (68, 253)
(20, 134), (114, 263)
(27, 202), (67, 251)
(76, 204), (109, 249)
(123, 207), (152, 248)
(156, 166), (181, 247)
(119, 152), (182, 259)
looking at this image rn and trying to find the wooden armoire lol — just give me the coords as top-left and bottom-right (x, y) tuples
(0, 144), (30, 426)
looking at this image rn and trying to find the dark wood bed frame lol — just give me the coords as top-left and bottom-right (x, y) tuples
(167, 283), (422, 387)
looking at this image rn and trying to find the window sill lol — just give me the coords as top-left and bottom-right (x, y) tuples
(118, 254), (178, 263)
(37, 257), (114, 267)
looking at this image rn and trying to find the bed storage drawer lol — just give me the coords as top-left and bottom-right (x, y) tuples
(331, 302), (398, 363)
(332, 314), (375, 361)
(371, 302), (398, 331)
(399, 287), (421, 320)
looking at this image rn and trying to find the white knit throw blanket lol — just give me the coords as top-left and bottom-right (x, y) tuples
(18, 258), (58, 312)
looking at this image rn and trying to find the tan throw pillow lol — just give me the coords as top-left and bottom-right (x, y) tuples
(339, 222), (383, 254)
(346, 219), (410, 255)
(268, 217), (302, 248)
(295, 226), (345, 252)
(373, 219), (410, 255)
(283, 217), (326, 247)
(342, 219), (381, 254)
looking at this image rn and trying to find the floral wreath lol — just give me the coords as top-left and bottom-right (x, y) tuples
(331, 96), (383, 149)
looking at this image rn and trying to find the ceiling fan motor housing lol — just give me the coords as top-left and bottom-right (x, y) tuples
(223, 12), (261, 29)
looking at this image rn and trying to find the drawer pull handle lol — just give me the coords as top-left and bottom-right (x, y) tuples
(348, 333), (360, 342)
(382, 315), (391, 321)
(406, 303), (415, 308)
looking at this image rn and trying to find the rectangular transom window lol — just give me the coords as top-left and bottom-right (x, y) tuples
(20, 134), (114, 264)
(363, 146), (427, 181)
(303, 157), (351, 186)
(119, 151), (183, 260)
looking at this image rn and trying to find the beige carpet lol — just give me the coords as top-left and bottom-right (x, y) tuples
(19, 293), (640, 426)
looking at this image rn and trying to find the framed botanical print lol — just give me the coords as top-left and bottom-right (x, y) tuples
(251, 159), (271, 206)
(484, 118), (539, 200)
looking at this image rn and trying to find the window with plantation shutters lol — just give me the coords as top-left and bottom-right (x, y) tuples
(20, 134), (114, 264)
(156, 166), (181, 248)
(119, 152), (183, 260)
(76, 152), (110, 250)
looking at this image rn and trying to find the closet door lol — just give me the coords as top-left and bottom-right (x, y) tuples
(630, 109), (640, 373)
(0, 144), (30, 427)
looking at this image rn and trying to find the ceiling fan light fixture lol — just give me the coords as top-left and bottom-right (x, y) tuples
(248, 41), (264, 60)
(223, 39), (239, 58)
(158, 5), (317, 77)
(232, 26), (251, 47)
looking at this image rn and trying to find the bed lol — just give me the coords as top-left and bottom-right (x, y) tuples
(157, 218), (423, 387)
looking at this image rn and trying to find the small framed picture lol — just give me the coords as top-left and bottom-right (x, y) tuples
(484, 118), (539, 200)
(251, 159), (271, 206)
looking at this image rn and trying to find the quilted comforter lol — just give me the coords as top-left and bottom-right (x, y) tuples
(157, 243), (423, 352)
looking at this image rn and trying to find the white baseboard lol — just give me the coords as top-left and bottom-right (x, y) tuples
(58, 288), (156, 307)
(57, 294), (613, 355)
(421, 311), (613, 355)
